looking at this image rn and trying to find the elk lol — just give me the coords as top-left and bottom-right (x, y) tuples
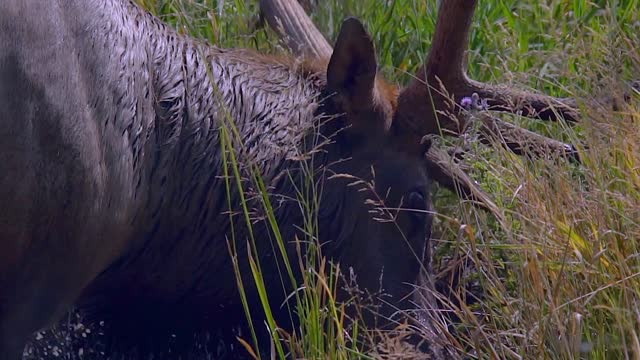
(0, 0), (581, 358)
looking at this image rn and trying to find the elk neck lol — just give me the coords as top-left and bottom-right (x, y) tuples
(74, 0), (357, 310)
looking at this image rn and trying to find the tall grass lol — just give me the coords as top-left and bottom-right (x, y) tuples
(215, 75), (361, 358)
(135, 1), (640, 359)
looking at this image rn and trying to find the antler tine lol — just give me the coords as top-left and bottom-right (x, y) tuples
(464, 79), (579, 122)
(424, 147), (503, 220)
(392, 0), (479, 144)
(478, 113), (581, 162)
(423, 0), (477, 87)
(259, 0), (332, 59)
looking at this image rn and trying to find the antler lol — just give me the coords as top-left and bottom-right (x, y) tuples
(478, 113), (580, 162)
(391, 0), (579, 146)
(258, 0), (580, 212)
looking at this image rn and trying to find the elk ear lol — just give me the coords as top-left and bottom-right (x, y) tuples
(327, 18), (377, 110)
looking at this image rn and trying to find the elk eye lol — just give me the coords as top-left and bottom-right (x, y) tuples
(405, 189), (428, 237)
(407, 190), (426, 211)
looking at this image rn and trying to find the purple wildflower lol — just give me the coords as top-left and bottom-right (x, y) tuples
(460, 96), (473, 110)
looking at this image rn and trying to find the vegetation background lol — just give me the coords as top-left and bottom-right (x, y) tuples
(24, 0), (640, 359)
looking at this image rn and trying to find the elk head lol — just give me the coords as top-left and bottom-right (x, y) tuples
(308, 17), (434, 324)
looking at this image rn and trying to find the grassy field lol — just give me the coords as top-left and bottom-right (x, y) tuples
(26, 0), (639, 359)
